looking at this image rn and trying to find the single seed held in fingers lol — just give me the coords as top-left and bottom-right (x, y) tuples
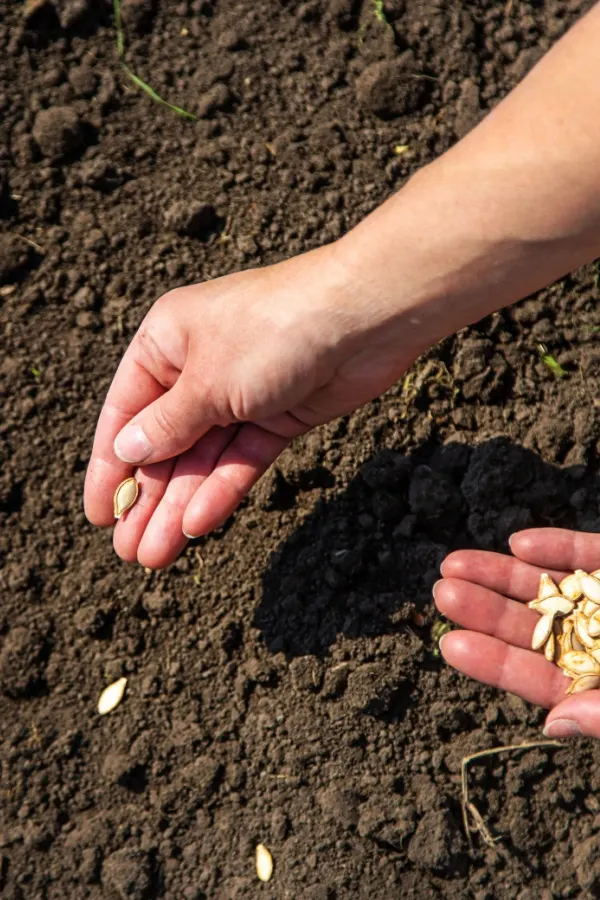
(113, 477), (139, 519)
(97, 677), (127, 715)
(256, 844), (274, 883)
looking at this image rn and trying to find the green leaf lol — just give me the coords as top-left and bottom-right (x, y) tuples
(122, 65), (198, 120)
(113, 0), (197, 121)
(536, 344), (568, 379)
(372, 0), (388, 23)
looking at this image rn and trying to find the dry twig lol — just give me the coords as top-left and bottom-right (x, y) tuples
(461, 740), (562, 851)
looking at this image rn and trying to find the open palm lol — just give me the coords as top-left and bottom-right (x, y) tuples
(435, 528), (600, 739)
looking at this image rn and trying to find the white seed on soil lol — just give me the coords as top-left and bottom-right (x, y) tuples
(559, 574), (583, 601)
(256, 844), (273, 883)
(531, 613), (555, 651)
(97, 677), (127, 715)
(575, 570), (600, 604)
(113, 477), (139, 519)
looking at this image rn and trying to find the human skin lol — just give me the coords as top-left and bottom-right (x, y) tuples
(85, 2), (600, 734)
(85, 2), (600, 566)
(435, 530), (600, 740)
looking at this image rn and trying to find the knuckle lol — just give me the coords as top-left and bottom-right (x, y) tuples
(151, 400), (182, 443)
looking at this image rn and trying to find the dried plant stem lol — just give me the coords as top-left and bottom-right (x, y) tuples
(461, 740), (562, 851)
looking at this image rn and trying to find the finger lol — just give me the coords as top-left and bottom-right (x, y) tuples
(137, 425), (238, 569)
(85, 355), (166, 526)
(509, 528), (600, 573)
(434, 578), (540, 650)
(182, 424), (289, 539)
(544, 691), (600, 739)
(440, 550), (568, 602)
(440, 630), (568, 709)
(113, 459), (175, 564)
(113, 368), (217, 467)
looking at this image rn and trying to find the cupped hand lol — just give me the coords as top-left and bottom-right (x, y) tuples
(435, 528), (600, 739)
(84, 243), (419, 568)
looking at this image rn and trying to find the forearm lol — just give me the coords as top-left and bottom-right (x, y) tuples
(336, 2), (600, 356)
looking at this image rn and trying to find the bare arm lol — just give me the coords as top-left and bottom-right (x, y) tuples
(86, 4), (600, 568)
(336, 2), (600, 357)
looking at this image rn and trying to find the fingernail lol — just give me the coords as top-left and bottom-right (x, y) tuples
(508, 533), (516, 551)
(438, 632), (449, 653)
(432, 579), (442, 599)
(543, 719), (582, 739)
(114, 425), (151, 464)
(183, 529), (200, 541)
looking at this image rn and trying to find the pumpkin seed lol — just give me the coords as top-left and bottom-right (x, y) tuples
(588, 612), (600, 638)
(560, 651), (600, 676)
(97, 677), (127, 715)
(531, 613), (555, 651)
(256, 844), (273, 883)
(575, 570), (600, 604)
(113, 477), (139, 519)
(536, 596), (574, 617)
(544, 632), (556, 662)
(567, 674), (600, 694)
(573, 614), (595, 649)
(559, 574), (583, 601)
(537, 573), (560, 601)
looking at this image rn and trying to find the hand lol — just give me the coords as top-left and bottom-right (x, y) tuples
(434, 528), (600, 739)
(84, 242), (420, 568)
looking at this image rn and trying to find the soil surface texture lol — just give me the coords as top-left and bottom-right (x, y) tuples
(2, 0), (600, 897)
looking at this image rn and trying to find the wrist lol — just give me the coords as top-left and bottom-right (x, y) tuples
(334, 152), (600, 357)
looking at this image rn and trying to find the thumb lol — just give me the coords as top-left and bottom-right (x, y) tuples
(114, 374), (218, 465)
(543, 692), (600, 740)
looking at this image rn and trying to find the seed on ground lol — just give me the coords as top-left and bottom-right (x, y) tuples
(98, 677), (127, 715)
(256, 844), (273, 882)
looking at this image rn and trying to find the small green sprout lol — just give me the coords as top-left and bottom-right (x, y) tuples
(372, 0), (388, 24)
(113, 0), (197, 121)
(536, 343), (568, 379)
(431, 618), (452, 657)
(30, 365), (41, 380)
(122, 66), (198, 120)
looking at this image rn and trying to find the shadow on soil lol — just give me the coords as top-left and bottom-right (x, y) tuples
(254, 436), (600, 660)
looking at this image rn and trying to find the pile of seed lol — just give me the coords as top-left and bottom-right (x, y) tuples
(530, 569), (600, 693)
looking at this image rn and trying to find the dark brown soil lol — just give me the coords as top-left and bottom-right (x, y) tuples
(2, 0), (600, 897)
